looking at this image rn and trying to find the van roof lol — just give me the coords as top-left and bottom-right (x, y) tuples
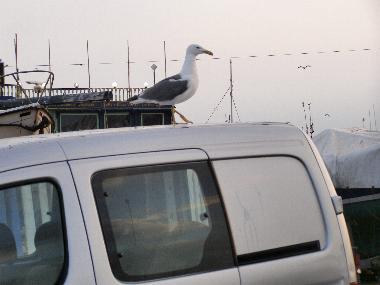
(0, 122), (306, 173)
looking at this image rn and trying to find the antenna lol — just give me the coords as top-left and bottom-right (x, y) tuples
(302, 102), (308, 134)
(14, 33), (21, 98)
(127, 40), (131, 88)
(14, 34), (19, 81)
(86, 40), (91, 89)
(164, 41), (167, 78)
(373, 104), (378, 130)
(48, 39), (51, 72)
(308, 102), (314, 138)
(230, 59), (233, 123)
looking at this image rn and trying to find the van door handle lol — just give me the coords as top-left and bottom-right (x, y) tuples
(331, 195), (343, 215)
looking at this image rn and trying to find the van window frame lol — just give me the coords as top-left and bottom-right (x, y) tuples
(0, 177), (69, 285)
(91, 160), (237, 282)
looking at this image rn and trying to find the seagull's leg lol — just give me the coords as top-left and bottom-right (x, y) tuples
(171, 106), (176, 125)
(174, 109), (193, 124)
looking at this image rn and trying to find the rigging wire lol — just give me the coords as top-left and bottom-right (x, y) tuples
(232, 96), (241, 122)
(205, 86), (230, 124)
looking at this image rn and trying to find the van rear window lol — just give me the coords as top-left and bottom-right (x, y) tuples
(212, 156), (325, 262)
(92, 162), (234, 282)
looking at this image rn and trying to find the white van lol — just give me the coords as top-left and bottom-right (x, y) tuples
(0, 123), (357, 285)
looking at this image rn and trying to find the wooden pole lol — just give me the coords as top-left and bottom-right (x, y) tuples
(229, 59), (233, 123)
(86, 40), (91, 89)
(127, 40), (131, 88)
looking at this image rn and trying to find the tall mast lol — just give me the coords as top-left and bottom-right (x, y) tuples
(86, 40), (91, 89)
(164, 41), (167, 78)
(14, 33), (19, 81)
(229, 59), (233, 123)
(48, 39), (51, 72)
(127, 40), (131, 88)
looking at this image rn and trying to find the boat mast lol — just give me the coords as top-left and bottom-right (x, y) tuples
(127, 40), (131, 89)
(86, 40), (91, 89)
(229, 59), (233, 123)
(48, 39), (51, 72)
(164, 41), (167, 78)
(14, 34), (19, 81)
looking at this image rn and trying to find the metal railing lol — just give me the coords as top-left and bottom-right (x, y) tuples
(0, 86), (145, 101)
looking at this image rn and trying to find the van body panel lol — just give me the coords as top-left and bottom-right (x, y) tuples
(303, 133), (357, 283)
(0, 123), (300, 165)
(0, 138), (65, 173)
(0, 163), (95, 284)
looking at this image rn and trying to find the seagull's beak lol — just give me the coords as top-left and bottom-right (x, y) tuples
(202, 49), (213, 56)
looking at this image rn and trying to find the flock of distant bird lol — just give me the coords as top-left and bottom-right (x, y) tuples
(298, 65), (311, 69)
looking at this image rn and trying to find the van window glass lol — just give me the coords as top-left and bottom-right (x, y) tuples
(0, 182), (65, 285)
(212, 157), (325, 260)
(92, 162), (234, 281)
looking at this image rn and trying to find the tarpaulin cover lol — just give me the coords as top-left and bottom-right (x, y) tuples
(314, 128), (380, 188)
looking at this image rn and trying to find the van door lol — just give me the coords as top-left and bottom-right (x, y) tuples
(212, 156), (349, 285)
(69, 149), (240, 285)
(0, 163), (95, 285)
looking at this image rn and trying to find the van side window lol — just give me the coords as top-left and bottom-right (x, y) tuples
(212, 157), (325, 264)
(92, 162), (234, 282)
(0, 182), (65, 285)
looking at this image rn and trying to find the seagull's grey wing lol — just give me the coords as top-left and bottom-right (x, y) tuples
(140, 74), (188, 102)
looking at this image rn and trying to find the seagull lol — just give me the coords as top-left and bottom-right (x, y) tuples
(26, 81), (46, 94)
(324, 113), (331, 117)
(127, 44), (213, 123)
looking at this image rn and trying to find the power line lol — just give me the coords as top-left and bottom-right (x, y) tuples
(18, 46), (378, 69)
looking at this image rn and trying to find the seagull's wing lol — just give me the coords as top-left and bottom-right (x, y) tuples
(140, 74), (189, 102)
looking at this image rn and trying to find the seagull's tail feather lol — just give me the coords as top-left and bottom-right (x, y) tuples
(127, 95), (139, 102)
(127, 95), (146, 105)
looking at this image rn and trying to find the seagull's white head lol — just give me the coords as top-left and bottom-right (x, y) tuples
(187, 44), (213, 57)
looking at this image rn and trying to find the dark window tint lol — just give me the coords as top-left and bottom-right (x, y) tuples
(141, 113), (164, 126)
(0, 182), (65, 285)
(92, 162), (234, 282)
(60, 113), (98, 132)
(344, 197), (380, 283)
(106, 113), (130, 128)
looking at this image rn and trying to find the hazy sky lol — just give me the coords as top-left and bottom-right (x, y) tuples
(1, 0), (380, 132)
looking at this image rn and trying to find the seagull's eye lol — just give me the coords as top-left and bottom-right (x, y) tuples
(196, 47), (200, 49)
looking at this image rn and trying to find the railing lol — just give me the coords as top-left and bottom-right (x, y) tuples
(0, 86), (145, 101)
